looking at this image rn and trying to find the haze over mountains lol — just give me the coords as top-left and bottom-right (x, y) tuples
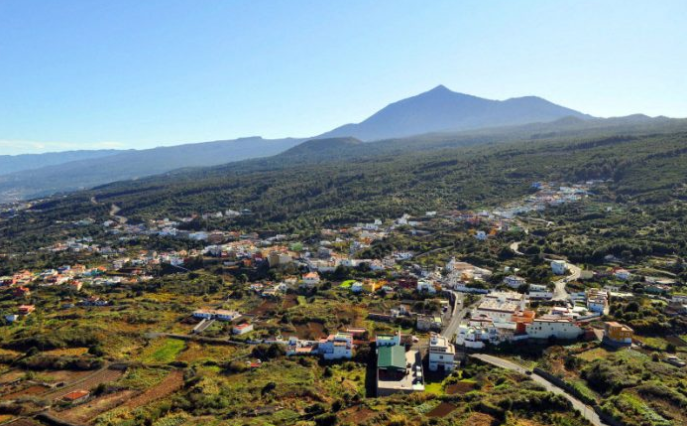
(0, 85), (677, 203)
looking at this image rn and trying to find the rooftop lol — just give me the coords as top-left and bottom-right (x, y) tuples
(378, 344), (406, 370)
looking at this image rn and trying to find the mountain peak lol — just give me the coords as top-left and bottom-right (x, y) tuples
(428, 84), (451, 93)
(318, 87), (590, 141)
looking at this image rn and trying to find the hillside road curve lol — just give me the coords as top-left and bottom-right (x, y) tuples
(471, 354), (608, 426)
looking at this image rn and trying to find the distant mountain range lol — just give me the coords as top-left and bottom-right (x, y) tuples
(0, 85), (678, 203)
(317, 85), (592, 140)
(0, 137), (303, 202)
(0, 149), (125, 175)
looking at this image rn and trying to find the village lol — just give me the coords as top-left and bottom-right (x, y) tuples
(2, 180), (686, 426)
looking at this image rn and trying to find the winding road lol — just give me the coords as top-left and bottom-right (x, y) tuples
(471, 354), (607, 426)
(547, 258), (582, 301)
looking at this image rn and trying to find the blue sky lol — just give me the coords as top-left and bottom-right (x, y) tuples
(1, 0), (685, 155)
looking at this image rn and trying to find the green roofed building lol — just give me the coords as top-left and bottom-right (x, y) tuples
(378, 344), (406, 371)
(376, 341), (424, 396)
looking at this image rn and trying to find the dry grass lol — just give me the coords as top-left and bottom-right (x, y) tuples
(56, 390), (136, 424)
(42, 347), (90, 357)
(576, 347), (611, 362)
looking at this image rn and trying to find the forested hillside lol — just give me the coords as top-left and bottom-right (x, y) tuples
(3, 124), (687, 254)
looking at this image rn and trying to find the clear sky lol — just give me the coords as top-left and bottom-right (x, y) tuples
(1, 0), (685, 155)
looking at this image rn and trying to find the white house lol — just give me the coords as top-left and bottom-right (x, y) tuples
(456, 324), (488, 349)
(475, 231), (487, 241)
(233, 323), (254, 335)
(376, 332), (401, 347)
(193, 309), (214, 320)
(416, 280), (437, 294)
(528, 290), (554, 300)
(194, 309), (241, 321)
(318, 333), (353, 360)
(215, 310), (241, 321)
(614, 269), (632, 281)
(474, 299), (520, 323)
(526, 317), (582, 340)
(586, 288), (609, 314)
(351, 282), (364, 293)
(302, 272), (321, 287)
(551, 260), (568, 275)
(428, 334), (456, 373)
(504, 275), (526, 289)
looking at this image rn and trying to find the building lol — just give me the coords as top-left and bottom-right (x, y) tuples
(586, 288), (609, 314)
(603, 322), (633, 347)
(428, 334), (456, 373)
(318, 332), (354, 360)
(551, 260), (568, 275)
(363, 279), (384, 293)
(12, 286), (31, 298)
(376, 333), (401, 347)
(416, 280), (437, 294)
(416, 315), (442, 331)
(215, 309), (241, 321)
(18, 305), (35, 316)
(456, 324), (487, 349)
(62, 390), (90, 404)
(526, 317), (582, 340)
(302, 272), (321, 287)
(475, 298), (520, 323)
(192, 309), (241, 322)
(268, 251), (293, 267)
(504, 275), (526, 289)
(377, 342), (424, 396)
(613, 269), (632, 281)
(232, 323), (254, 335)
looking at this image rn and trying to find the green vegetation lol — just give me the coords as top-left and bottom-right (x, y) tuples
(141, 338), (186, 364)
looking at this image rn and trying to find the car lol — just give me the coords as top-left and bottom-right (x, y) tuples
(525, 370), (533, 376)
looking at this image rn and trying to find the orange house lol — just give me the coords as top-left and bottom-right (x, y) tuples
(603, 321), (634, 346)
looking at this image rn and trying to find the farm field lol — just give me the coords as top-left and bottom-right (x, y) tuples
(42, 367), (125, 402)
(140, 339), (186, 365)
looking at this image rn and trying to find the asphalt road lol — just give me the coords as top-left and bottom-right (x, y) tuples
(441, 292), (475, 340)
(471, 354), (607, 426)
(549, 260), (581, 301)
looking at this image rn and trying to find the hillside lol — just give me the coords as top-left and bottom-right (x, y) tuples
(318, 85), (591, 140)
(4, 123), (687, 254)
(0, 149), (124, 175)
(1, 87), (675, 204)
(0, 137), (303, 203)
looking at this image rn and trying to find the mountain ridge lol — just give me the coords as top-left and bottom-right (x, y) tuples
(317, 85), (592, 141)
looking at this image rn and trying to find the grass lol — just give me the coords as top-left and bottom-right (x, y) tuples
(423, 382), (443, 395)
(634, 336), (670, 351)
(339, 280), (356, 289)
(42, 347), (90, 357)
(117, 367), (169, 390)
(576, 347), (610, 362)
(321, 362), (366, 397)
(141, 338), (186, 364)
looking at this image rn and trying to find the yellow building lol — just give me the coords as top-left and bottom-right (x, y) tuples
(363, 279), (386, 293)
(603, 321), (634, 346)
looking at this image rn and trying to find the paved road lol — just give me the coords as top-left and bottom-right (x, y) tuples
(509, 241), (524, 256)
(471, 354), (607, 426)
(441, 292), (478, 340)
(548, 259), (581, 301)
